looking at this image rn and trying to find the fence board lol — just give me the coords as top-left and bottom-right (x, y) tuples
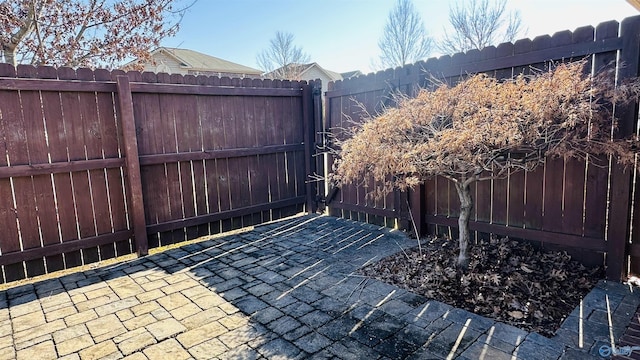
(18, 66), (51, 276)
(10, 70), (43, 277)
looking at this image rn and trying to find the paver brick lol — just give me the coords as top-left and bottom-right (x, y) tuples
(56, 333), (94, 356)
(122, 353), (148, 360)
(180, 285), (211, 299)
(12, 310), (46, 332)
(219, 312), (249, 330)
(40, 293), (73, 312)
(78, 340), (120, 360)
(64, 310), (98, 327)
(108, 278), (145, 299)
(13, 319), (65, 344)
(224, 344), (261, 360)
(157, 292), (191, 311)
(135, 289), (164, 303)
(251, 306), (285, 325)
(146, 318), (186, 341)
(160, 280), (199, 295)
(283, 325), (312, 342)
(85, 286), (116, 300)
(268, 315), (303, 335)
(181, 307), (227, 329)
(9, 299), (41, 319)
(95, 297), (140, 317)
(53, 323), (89, 343)
(220, 286), (248, 301)
(0, 331), (12, 349)
(130, 300), (160, 317)
(176, 321), (228, 348)
(45, 305), (77, 322)
(256, 338), (302, 359)
(191, 293), (226, 309)
(70, 294), (88, 304)
(218, 301), (239, 315)
(144, 339), (190, 360)
(14, 334), (52, 351)
(76, 295), (118, 312)
(234, 295), (269, 315)
(218, 326), (256, 348)
(115, 309), (135, 322)
(123, 313), (156, 331)
(299, 310), (333, 328)
(16, 339), (56, 360)
(460, 341), (512, 360)
(57, 354), (81, 360)
(188, 338), (228, 360)
(149, 308), (171, 320)
(374, 336), (421, 359)
(140, 279), (168, 292)
(169, 302), (201, 320)
(86, 314), (126, 342)
(117, 329), (156, 355)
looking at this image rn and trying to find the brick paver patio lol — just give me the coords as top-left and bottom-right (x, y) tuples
(0, 214), (639, 359)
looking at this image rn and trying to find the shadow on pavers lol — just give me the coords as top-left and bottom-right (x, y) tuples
(1, 214), (639, 359)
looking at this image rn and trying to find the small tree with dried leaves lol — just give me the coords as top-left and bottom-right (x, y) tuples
(0, 0), (191, 69)
(333, 61), (638, 268)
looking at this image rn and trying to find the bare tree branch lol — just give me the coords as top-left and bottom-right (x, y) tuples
(377, 0), (433, 69)
(439, 0), (524, 55)
(257, 31), (310, 80)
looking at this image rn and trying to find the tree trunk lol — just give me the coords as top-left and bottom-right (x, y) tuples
(2, 48), (17, 67)
(454, 181), (473, 269)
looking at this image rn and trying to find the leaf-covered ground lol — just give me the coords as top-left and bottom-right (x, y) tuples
(359, 236), (603, 337)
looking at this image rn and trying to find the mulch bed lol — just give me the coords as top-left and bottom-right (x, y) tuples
(359, 236), (603, 337)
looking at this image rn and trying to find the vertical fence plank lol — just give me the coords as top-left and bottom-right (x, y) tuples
(95, 69), (129, 259)
(58, 67), (93, 267)
(17, 65), (50, 277)
(13, 65), (46, 277)
(116, 76), (148, 256)
(218, 77), (235, 231)
(252, 78), (270, 223)
(0, 64), (26, 282)
(134, 71), (166, 248)
(299, 84), (316, 213)
(607, 16), (640, 280)
(203, 76), (223, 234)
(76, 68), (103, 265)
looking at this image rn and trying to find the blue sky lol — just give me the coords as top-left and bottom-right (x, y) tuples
(163, 0), (637, 74)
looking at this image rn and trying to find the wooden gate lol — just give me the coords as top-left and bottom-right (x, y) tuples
(0, 65), (321, 283)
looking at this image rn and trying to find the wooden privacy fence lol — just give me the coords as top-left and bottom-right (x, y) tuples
(0, 65), (321, 284)
(325, 16), (640, 281)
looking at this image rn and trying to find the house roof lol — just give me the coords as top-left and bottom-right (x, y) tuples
(299, 63), (343, 81)
(265, 62), (347, 81)
(151, 47), (262, 75)
(340, 70), (363, 79)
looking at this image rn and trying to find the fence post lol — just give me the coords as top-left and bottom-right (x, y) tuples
(605, 16), (640, 281)
(313, 81), (325, 212)
(302, 82), (317, 213)
(116, 75), (148, 256)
